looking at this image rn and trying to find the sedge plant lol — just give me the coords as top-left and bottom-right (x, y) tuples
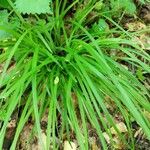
(0, 0), (150, 149)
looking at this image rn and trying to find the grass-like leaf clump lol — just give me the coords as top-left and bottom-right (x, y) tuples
(0, 0), (150, 149)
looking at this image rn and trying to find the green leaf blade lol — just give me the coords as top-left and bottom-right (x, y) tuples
(15, 0), (52, 14)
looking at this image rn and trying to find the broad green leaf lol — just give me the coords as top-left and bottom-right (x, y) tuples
(124, 1), (136, 14)
(110, 0), (136, 15)
(0, 10), (20, 40)
(15, 0), (52, 14)
(94, 1), (103, 10)
(90, 19), (109, 36)
(98, 19), (109, 31)
(0, 0), (9, 8)
(0, 10), (11, 40)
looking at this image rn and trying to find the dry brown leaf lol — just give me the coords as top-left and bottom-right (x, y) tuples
(40, 132), (47, 149)
(110, 122), (127, 135)
(89, 137), (99, 150)
(134, 128), (143, 138)
(31, 143), (40, 150)
(103, 132), (127, 149)
(71, 92), (78, 108)
(103, 132), (110, 144)
(31, 131), (47, 150)
(132, 34), (150, 50)
(125, 21), (146, 31)
(64, 141), (77, 150)
(144, 13), (150, 23)
(92, 143), (99, 150)
(17, 123), (34, 149)
(0, 62), (5, 74)
(103, 122), (128, 149)
(113, 136), (126, 150)
(7, 119), (17, 128)
(105, 96), (116, 111)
